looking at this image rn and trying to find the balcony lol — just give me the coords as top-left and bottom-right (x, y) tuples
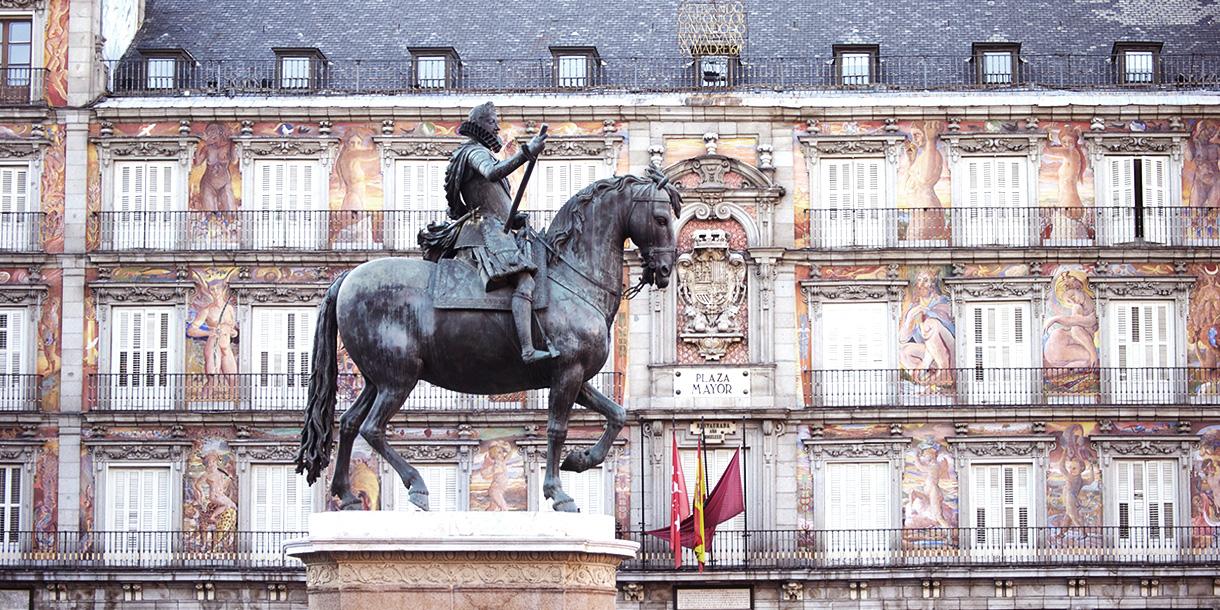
(619, 526), (1220, 571)
(0, 374), (41, 411)
(0, 530), (302, 569)
(802, 367), (1220, 408)
(0, 67), (45, 105)
(87, 371), (623, 411)
(93, 209), (561, 252)
(807, 207), (1220, 250)
(0, 212), (42, 252)
(104, 53), (1220, 96)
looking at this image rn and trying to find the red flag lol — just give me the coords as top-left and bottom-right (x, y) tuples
(645, 447), (746, 569)
(669, 432), (690, 568)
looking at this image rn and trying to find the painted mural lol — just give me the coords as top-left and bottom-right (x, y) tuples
(470, 437), (526, 511)
(186, 268), (239, 404)
(36, 268), (63, 412)
(40, 124), (66, 254)
(1046, 423), (1103, 547)
(1194, 425), (1220, 546)
(1040, 123), (1094, 242)
(33, 438), (58, 539)
(325, 439), (380, 511)
(1188, 265), (1220, 382)
(42, 0), (69, 106)
(902, 424), (958, 543)
(1044, 266), (1101, 399)
(898, 267), (955, 393)
(183, 439), (237, 550)
(662, 136), (759, 168)
(899, 120), (951, 242)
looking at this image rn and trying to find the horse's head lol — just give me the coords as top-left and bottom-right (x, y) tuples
(625, 168), (682, 288)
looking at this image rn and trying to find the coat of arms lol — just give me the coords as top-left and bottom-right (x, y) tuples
(677, 229), (746, 360)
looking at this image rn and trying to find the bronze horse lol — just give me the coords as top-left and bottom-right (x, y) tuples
(296, 170), (680, 512)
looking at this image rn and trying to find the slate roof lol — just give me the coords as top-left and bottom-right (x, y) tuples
(128, 0), (1220, 61)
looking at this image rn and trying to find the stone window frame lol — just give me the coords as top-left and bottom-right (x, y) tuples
(1090, 276), (1194, 370)
(233, 133), (339, 213)
(832, 44), (880, 86)
(947, 435), (1053, 535)
(0, 2), (47, 97)
(407, 47), (459, 89)
(229, 283), (329, 382)
(945, 276), (1050, 376)
(518, 439), (624, 515)
(971, 42), (1022, 85)
(943, 132), (1046, 217)
(803, 438), (907, 531)
(380, 441), (478, 512)
(0, 282), (45, 386)
(1112, 41), (1163, 84)
(549, 46), (601, 88)
(90, 281), (191, 380)
(0, 132), (48, 222)
(800, 278), (906, 374)
(1082, 130), (1186, 216)
(87, 441), (189, 533)
(93, 135), (197, 216)
(1092, 434), (1196, 531)
(233, 442), (324, 530)
(0, 440), (41, 534)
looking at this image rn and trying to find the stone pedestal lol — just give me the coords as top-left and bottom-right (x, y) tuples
(285, 511), (638, 610)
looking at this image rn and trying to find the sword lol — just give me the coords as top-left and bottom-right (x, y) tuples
(504, 123), (548, 233)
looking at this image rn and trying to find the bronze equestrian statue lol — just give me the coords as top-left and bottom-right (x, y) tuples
(295, 103), (681, 512)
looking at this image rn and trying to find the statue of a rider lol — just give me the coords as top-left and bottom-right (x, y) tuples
(443, 102), (559, 364)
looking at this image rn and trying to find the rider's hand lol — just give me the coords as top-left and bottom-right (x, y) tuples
(511, 212), (529, 230)
(525, 131), (547, 158)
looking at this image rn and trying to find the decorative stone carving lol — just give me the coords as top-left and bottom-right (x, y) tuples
(702, 132), (719, 155)
(1090, 276), (1194, 299)
(89, 282), (191, 303)
(945, 133), (1044, 163)
(0, 443), (37, 461)
(621, 582), (645, 601)
(804, 439), (908, 462)
(230, 282), (330, 304)
(396, 445), (465, 461)
(373, 137), (463, 166)
(234, 444), (298, 462)
(0, 138), (48, 162)
(802, 280), (905, 302)
(94, 137), (198, 166)
(948, 436), (1053, 458)
(647, 144), (664, 168)
(0, 284), (46, 305)
(1083, 132), (1186, 161)
(691, 156), (730, 186)
(89, 442), (187, 461)
(0, 0), (46, 10)
(1093, 435), (1198, 464)
(756, 144), (774, 170)
(677, 229), (746, 361)
(797, 136), (901, 164)
(234, 137), (339, 166)
(781, 581), (804, 601)
(312, 552), (620, 588)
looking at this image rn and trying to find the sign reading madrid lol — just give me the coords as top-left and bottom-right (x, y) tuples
(674, 368), (749, 397)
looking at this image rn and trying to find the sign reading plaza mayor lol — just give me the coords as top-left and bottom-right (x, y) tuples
(673, 367), (750, 398)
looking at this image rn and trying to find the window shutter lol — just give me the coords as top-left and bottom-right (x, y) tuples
(111, 307), (173, 390)
(1141, 157), (1167, 209)
(1111, 302), (1173, 369)
(822, 160), (849, 211)
(117, 163), (134, 213)
(0, 466), (20, 539)
(0, 166), (28, 214)
(538, 466), (604, 514)
(400, 464), (459, 512)
(0, 308), (25, 377)
(967, 303), (1029, 370)
(822, 303), (887, 370)
(252, 464), (270, 531)
(825, 463), (847, 529)
(252, 464), (312, 531)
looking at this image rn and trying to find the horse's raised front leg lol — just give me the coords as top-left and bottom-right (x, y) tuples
(360, 381), (429, 511)
(331, 383), (375, 510)
(544, 374), (582, 512)
(561, 382), (625, 473)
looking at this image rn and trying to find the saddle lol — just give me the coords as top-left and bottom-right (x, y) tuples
(428, 241), (550, 311)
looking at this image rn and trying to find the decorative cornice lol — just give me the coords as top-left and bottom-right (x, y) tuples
(944, 132), (1046, 162)
(385, 442), (478, 462)
(664, 154), (783, 195)
(233, 443), (298, 463)
(801, 279), (906, 302)
(803, 438), (908, 461)
(0, 137), (48, 164)
(0, 0), (46, 10)
(373, 136), (464, 166)
(1093, 435), (1199, 460)
(945, 276), (1050, 300)
(1082, 132), (1187, 161)
(514, 135), (624, 166)
(0, 441), (39, 461)
(89, 281), (192, 304)
(798, 134), (903, 164)
(947, 435), (1054, 458)
(93, 136), (199, 166)
(1089, 276), (1195, 299)
(87, 441), (190, 461)
(0, 283), (47, 305)
(230, 282), (331, 304)
(233, 137), (340, 166)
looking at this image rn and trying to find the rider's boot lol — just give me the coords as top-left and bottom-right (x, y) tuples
(513, 277), (559, 364)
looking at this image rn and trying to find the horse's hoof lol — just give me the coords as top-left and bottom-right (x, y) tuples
(409, 489), (430, 511)
(552, 497), (579, 513)
(560, 449), (593, 473)
(338, 496), (363, 511)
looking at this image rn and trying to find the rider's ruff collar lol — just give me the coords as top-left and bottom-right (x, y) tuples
(458, 121), (503, 153)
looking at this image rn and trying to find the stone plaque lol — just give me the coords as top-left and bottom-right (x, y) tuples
(674, 368), (749, 398)
(676, 587), (752, 609)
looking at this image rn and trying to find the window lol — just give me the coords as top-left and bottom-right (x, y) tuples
(973, 43), (1020, 85)
(818, 158), (885, 247)
(1114, 42), (1161, 84)
(111, 161), (178, 249)
(251, 308), (314, 409)
(274, 48), (325, 90)
(389, 159), (446, 248)
(970, 463), (1033, 549)
(1100, 156), (1170, 244)
(0, 19), (31, 101)
(834, 45), (878, 86)
(409, 48), (458, 89)
(551, 47), (599, 88)
(825, 462), (889, 530)
(1115, 460), (1177, 549)
(395, 463), (458, 512)
(0, 465), (20, 547)
(249, 159), (322, 248)
(680, 448), (745, 564)
(959, 156), (1030, 246)
(139, 49), (192, 91)
(1108, 301), (1177, 402)
(109, 307), (175, 409)
(146, 58), (175, 89)
(106, 466), (171, 544)
(696, 55), (734, 87)
(820, 302), (889, 406)
(250, 464), (312, 532)
(0, 308), (29, 410)
(0, 163), (33, 249)
(963, 302), (1032, 403)
(529, 160), (606, 226)
(538, 466), (604, 514)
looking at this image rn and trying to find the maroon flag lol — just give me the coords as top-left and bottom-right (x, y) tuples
(647, 448), (745, 553)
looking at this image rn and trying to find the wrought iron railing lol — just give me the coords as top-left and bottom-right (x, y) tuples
(802, 367), (1220, 408)
(104, 54), (1220, 96)
(0, 530), (304, 568)
(807, 206), (1220, 249)
(619, 526), (1220, 571)
(0, 374), (41, 411)
(93, 209), (562, 252)
(0, 212), (42, 252)
(0, 67), (46, 105)
(88, 371), (623, 411)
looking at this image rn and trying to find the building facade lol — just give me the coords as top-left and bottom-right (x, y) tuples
(0, 0), (1219, 607)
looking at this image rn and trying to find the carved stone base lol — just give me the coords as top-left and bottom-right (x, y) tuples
(286, 511), (638, 610)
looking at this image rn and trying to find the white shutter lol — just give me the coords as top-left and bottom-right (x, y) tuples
(1117, 460), (1176, 540)
(252, 464), (312, 532)
(965, 303), (1030, 370)
(1141, 157), (1171, 243)
(0, 466), (20, 542)
(396, 464), (459, 512)
(392, 160), (447, 247)
(680, 449), (744, 531)
(253, 308), (314, 407)
(111, 161), (178, 249)
(825, 462), (888, 530)
(972, 464), (1031, 547)
(0, 308), (25, 376)
(251, 160), (322, 248)
(109, 307), (174, 408)
(0, 165), (28, 214)
(821, 302), (889, 406)
(1110, 302), (1173, 369)
(532, 160), (606, 224)
(1103, 157), (1137, 244)
(538, 466), (603, 514)
(819, 159), (885, 247)
(106, 467), (171, 532)
(961, 157), (1027, 246)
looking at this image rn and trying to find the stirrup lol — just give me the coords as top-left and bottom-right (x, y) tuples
(521, 347), (559, 364)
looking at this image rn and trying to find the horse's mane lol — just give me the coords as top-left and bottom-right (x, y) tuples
(544, 173), (681, 256)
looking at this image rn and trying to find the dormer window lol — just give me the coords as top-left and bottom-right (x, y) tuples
(834, 45), (879, 86)
(140, 49), (193, 90)
(973, 43), (1020, 85)
(274, 48), (326, 90)
(550, 47), (599, 88)
(1114, 42), (1161, 84)
(409, 48), (458, 89)
(0, 19), (32, 100)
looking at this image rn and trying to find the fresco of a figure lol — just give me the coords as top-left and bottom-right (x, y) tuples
(35, 269), (63, 410)
(1046, 423), (1102, 547)
(183, 440), (237, 551)
(186, 268), (239, 403)
(325, 440), (380, 511)
(899, 268), (955, 390)
(1041, 124), (1093, 242)
(329, 125), (382, 248)
(902, 426), (957, 546)
(191, 123), (239, 212)
(33, 439), (58, 543)
(43, 0), (69, 106)
(1194, 425), (1220, 546)
(1043, 268), (1100, 399)
(469, 438), (526, 511)
(899, 121), (949, 243)
(1188, 265), (1220, 386)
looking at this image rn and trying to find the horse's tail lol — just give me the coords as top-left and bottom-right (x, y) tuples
(295, 271), (348, 485)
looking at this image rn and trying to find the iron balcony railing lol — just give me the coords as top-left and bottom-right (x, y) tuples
(103, 54), (1220, 96)
(802, 367), (1220, 408)
(87, 371), (623, 411)
(0, 374), (41, 411)
(0, 212), (42, 252)
(93, 209), (562, 252)
(0, 67), (46, 105)
(0, 530), (303, 569)
(619, 526), (1220, 571)
(807, 206), (1220, 249)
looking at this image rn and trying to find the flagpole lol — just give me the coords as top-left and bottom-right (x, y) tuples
(700, 416), (708, 568)
(741, 415), (748, 569)
(637, 417), (644, 550)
